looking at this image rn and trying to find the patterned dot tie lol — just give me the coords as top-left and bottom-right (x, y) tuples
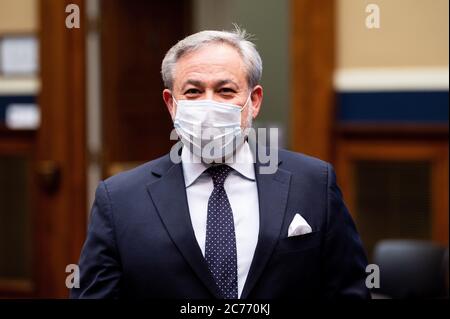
(205, 165), (238, 299)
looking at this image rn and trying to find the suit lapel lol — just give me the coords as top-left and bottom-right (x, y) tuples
(241, 150), (291, 299)
(145, 147), (292, 299)
(146, 157), (222, 298)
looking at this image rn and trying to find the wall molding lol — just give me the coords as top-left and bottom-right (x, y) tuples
(0, 77), (40, 95)
(334, 67), (449, 92)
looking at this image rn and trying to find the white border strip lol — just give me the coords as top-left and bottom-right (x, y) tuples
(334, 67), (449, 92)
(0, 77), (40, 95)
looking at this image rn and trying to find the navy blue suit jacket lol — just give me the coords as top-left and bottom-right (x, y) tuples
(70, 148), (370, 299)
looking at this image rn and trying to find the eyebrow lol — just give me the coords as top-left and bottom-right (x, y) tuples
(216, 79), (239, 89)
(181, 79), (204, 91)
(181, 79), (239, 91)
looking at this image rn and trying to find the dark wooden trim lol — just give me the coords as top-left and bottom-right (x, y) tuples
(0, 132), (35, 297)
(336, 123), (449, 140)
(0, 133), (34, 155)
(0, 279), (34, 298)
(335, 139), (449, 246)
(0, 125), (36, 138)
(100, 0), (192, 178)
(290, 0), (335, 161)
(36, 0), (87, 298)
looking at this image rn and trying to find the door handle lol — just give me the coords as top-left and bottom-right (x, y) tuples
(36, 160), (61, 194)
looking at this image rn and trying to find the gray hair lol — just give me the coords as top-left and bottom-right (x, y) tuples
(161, 27), (263, 90)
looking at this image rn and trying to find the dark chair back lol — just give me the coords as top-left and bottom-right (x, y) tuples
(373, 240), (447, 299)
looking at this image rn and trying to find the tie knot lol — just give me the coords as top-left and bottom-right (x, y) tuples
(207, 165), (232, 187)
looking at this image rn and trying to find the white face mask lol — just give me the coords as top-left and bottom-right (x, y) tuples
(173, 94), (251, 162)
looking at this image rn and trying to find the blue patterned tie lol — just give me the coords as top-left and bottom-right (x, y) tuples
(205, 165), (238, 299)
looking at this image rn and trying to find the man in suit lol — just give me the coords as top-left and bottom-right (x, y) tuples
(71, 29), (370, 299)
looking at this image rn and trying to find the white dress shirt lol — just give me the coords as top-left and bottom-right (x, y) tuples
(181, 142), (260, 298)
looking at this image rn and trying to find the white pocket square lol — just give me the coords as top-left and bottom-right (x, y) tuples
(288, 213), (312, 237)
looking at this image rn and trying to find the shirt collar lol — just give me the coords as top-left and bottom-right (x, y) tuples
(181, 141), (256, 187)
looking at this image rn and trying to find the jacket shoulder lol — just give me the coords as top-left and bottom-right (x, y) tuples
(102, 153), (171, 193)
(278, 148), (330, 174)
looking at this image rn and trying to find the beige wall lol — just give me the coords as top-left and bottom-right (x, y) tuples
(337, 0), (449, 69)
(0, 0), (38, 34)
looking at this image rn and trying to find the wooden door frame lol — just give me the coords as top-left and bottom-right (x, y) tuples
(36, 0), (87, 297)
(335, 139), (449, 246)
(290, 0), (335, 161)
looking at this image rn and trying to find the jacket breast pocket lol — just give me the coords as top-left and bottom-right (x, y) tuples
(274, 230), (322, 255)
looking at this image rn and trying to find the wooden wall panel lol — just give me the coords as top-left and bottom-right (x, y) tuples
(101, 0), (191, 176)
(36, 0), (87, 297)
(290, 0), (335, 161)
(335, 139), (449, 246)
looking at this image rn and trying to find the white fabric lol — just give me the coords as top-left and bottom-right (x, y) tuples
(173, 97), (249, 162)
(288, 213), (312, 237)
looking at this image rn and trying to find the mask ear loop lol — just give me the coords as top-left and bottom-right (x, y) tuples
(240, 92), (252, 112)
(241, 92), (254, 142)
(171, 95), (179, 121)
(172, 95), (179, 106)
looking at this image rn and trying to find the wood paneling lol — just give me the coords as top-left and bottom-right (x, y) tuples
(0, 128), (35, 155)
(336, 123), (449, 141)
(101, 0), (191, 177)
(0, 129), (35, 297)
(36, 0), (87, 297)
(290, 0), (335, 161)
(335, 139), (449, 246)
